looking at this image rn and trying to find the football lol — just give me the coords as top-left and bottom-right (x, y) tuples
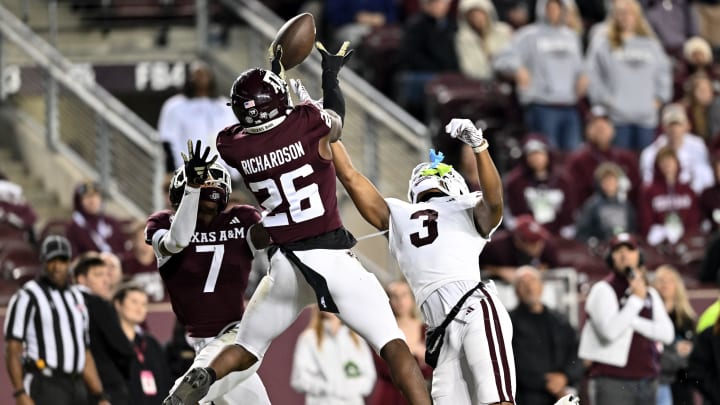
(270, 13), (316, 71)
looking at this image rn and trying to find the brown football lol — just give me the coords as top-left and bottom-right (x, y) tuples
(270, 13), (316, 71)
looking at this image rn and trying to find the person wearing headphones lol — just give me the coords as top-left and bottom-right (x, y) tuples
(578, 233), (674, 405)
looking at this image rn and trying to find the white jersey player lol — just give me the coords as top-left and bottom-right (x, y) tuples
(332, 119), (581, 405)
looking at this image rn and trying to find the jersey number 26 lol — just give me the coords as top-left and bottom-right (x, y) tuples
(249, 164), (325, 227)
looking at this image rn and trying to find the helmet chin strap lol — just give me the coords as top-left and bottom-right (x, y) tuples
(244, 116), (287, 134)
(417, 190), (448, 203)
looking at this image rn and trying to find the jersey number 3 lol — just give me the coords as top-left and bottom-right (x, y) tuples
(410, 209), (438, 247)
(249, 164), (325, 227)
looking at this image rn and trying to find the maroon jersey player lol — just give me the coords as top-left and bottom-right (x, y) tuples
(165, 43), (431, 405)
(150, 141), (270, 405)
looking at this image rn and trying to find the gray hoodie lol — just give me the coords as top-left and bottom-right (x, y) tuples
(455, 0), (513, 80)
(493, 0), (585, 105)
(586, 34), (672, 127)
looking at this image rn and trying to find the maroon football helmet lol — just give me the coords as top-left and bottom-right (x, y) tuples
(230, 68), (291, 133)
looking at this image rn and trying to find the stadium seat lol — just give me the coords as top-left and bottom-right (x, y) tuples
(357, 25), (403, 96)
(38, 218), (69, 242)
(0, 244), (40, 282)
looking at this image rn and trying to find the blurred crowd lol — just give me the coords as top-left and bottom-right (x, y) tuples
(261, 0), (720, 288)
(3, 0), (720, 403)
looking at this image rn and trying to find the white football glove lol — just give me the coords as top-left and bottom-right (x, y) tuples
(289, 78), (323, 109)
(445, 118), (484, 148)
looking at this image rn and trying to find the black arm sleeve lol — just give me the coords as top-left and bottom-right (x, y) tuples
(321, 70), (345, 123)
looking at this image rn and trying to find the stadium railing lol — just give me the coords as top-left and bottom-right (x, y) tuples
(0, 3), (165, 219)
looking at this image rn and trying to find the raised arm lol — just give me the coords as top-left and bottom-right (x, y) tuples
(445, 119), (503, 237)
(331, 141), (390, 231)
(317, 41), (353, 143)
(156, 140), (217, 256)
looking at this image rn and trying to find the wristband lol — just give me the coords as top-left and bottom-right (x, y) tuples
(90, 391), (110, 403)
(13, 388), (26, 398)
(472, 139), (489, 153)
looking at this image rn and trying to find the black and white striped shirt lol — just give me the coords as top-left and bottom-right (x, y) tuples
(3, 278), (90, 375)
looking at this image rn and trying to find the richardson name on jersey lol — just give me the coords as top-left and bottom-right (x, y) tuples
(190, 227), (246, 243)
(240, 141), (305, 175)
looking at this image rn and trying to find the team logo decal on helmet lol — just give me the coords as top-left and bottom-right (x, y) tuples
(230, 68), (291, 134)
(408, 149), (469, 203)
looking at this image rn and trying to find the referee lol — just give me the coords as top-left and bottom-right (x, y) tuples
(3, 235), (111, 405)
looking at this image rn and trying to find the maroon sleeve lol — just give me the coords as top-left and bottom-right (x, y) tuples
(233, 205), (262, 225)
(216, 124), (244, 169)
(294, 103), (332, 143)
(145, 210), (173, 245)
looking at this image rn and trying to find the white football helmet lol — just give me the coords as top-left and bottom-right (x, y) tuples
(407, 161), (469, 203)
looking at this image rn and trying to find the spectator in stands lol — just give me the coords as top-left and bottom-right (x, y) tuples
(585, 0), (672, 151)
(113, 283), (172, 405)
(578, 232), (674, 405)
(575, 162), (637, 243)
(682, 72), (720, 145)
(100, 251), (123, 299)
(396, 0), (459, 118)
(565, 105), (642, 214)
(640, 146), (701, 246)
(687, 310), (720, 404)
(290, 306), (377, 404)
(652, 264), (696, 405)
(493, 0), (537, 28)
(510, 266), (583, 405)
(455, 0), (513, 80)
(157, 60), (237, 176)
(369, 280), (431, 405)
(673, 37), (720, 103)
(639, 0), (697, 55)
(479, 214), (560, 283)
(0, 172), (37, 243)
(324, 0), (398, 51)
(4, 235), (110, 405)
(683, 36), (716, 76)
(74, 252), (134, 405)
(504, 133), (574, 236)
(494, 0), (587, 151)
(66, 181), (128, 256)
(640, 103), (714, 194)
(534, 0), (584, 32)
(121, 222), (164, 302)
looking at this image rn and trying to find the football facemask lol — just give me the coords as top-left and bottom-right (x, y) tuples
(168, 163), (233, 210)
(407, 162), (469, 203)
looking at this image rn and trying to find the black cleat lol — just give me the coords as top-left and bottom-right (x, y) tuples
(163, 367), (214, 405)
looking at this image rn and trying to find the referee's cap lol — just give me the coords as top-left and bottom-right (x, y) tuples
(40, 235), (72, 262)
